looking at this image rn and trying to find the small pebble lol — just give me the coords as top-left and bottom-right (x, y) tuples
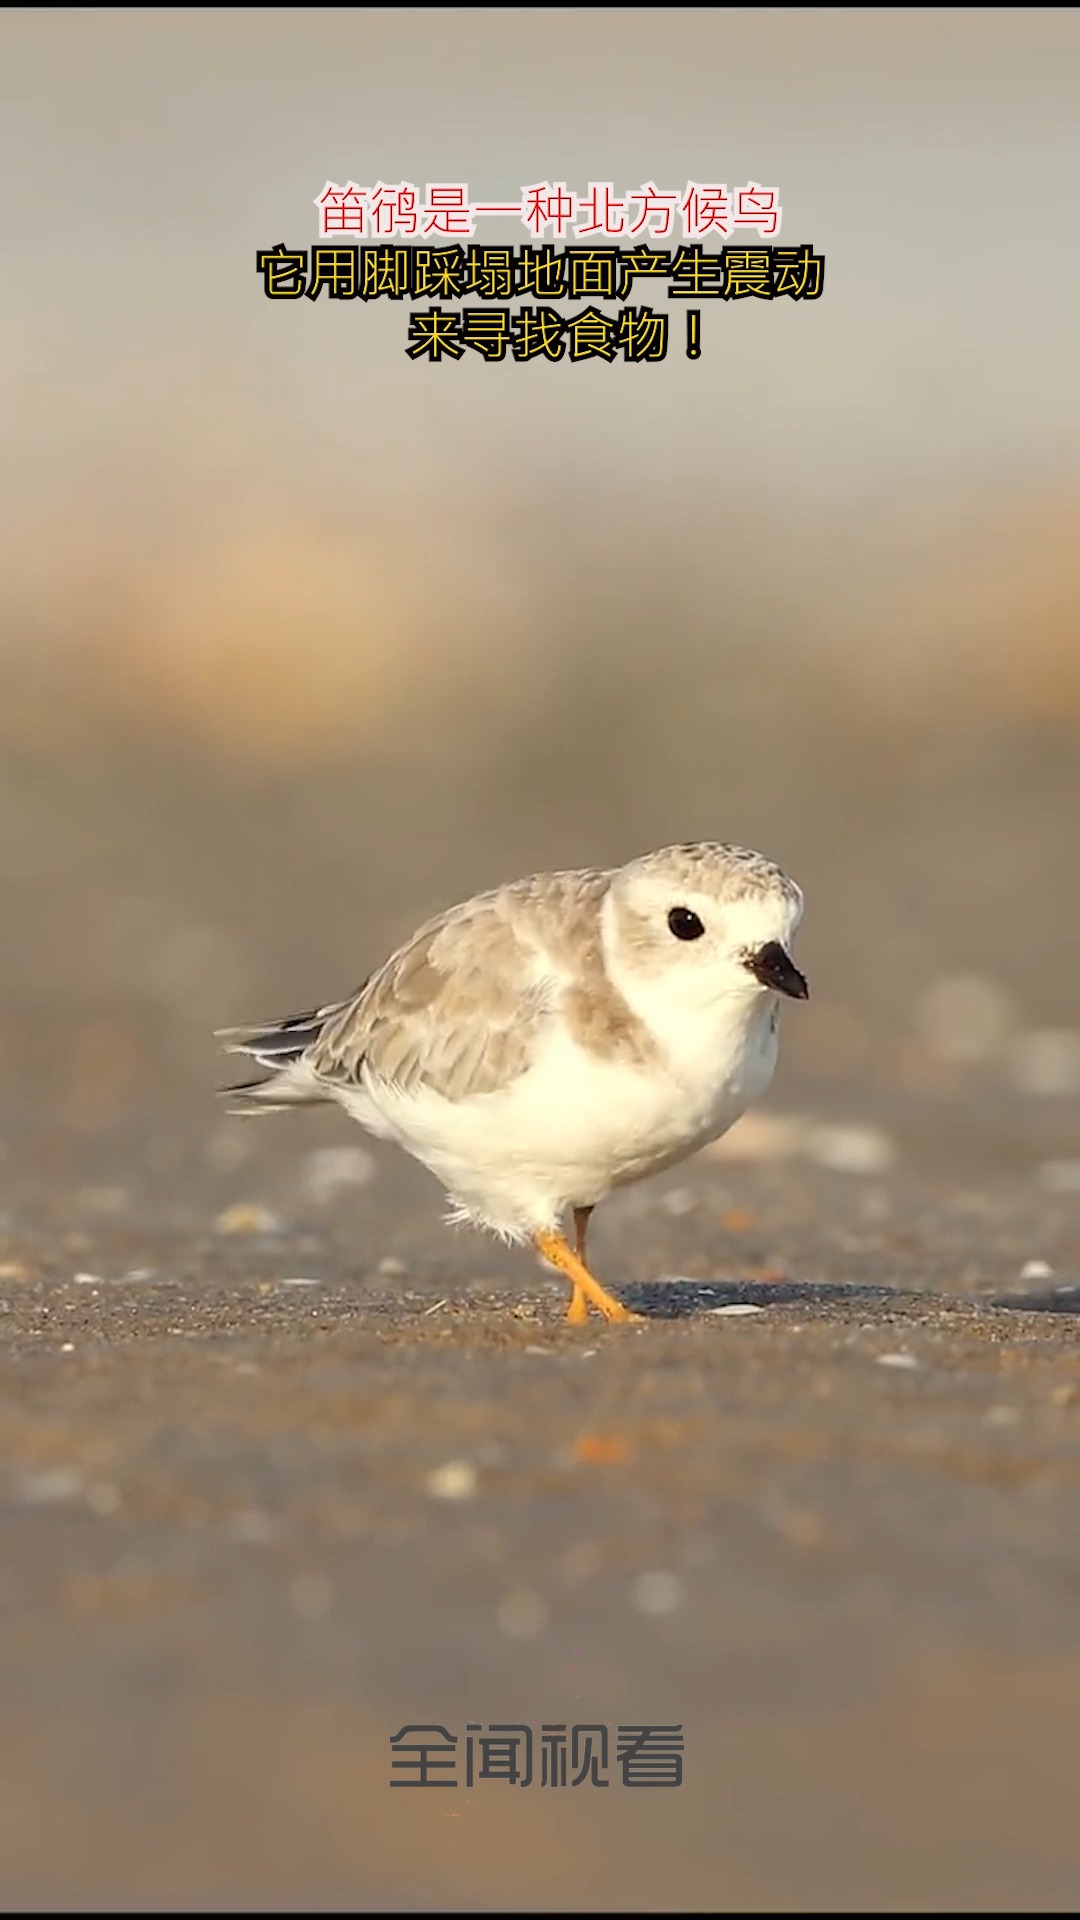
(425, 1460), (478, 1501)
(710, 1303), (766, 1317)
(1020, 1259), (1053, 1281)
(721, 1206), (756, 1231)
(573, 1433), (630, 1466)
(876, 1352), (920, 1370)
(214, 1202), (281, 1235)
(378, 1256), (408, 1277)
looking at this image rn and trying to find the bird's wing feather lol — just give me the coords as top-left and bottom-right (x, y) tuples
(308, 871), (613, 1103)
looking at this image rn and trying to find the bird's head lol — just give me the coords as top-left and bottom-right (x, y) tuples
(603, 842), (807, 1016)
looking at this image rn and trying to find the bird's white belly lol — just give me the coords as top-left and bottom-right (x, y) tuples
(342, 1001), (780, 1236)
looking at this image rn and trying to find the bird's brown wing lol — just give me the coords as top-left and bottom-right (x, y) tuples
(308, 872), (613, 1103)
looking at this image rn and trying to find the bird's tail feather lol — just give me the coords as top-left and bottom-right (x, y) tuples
(215, 997), (353, 1116)
(217, 1071), (327, 1116)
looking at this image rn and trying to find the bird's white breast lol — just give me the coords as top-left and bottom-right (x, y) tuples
(341, 987), (780, 1237)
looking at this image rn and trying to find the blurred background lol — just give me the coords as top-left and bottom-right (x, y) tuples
(1, 10), (1080, 1910)
(1, 7), (1078, 1141)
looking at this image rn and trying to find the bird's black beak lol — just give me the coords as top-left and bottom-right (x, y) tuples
(745, 941), (809, 1000)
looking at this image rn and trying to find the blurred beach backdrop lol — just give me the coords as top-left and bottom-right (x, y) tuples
(1, 6), (1078, 1143)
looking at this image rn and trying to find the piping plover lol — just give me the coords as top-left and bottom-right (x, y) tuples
(218, 843), (807, 1324)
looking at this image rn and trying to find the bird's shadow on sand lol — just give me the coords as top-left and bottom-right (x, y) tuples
(620, 1277), (1080, 1322)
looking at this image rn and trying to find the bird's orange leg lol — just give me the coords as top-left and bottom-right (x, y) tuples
(566, 1207), (593, 1324)
(535, 1223), (643, 1325)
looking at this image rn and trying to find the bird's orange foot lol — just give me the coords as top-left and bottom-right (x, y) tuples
(535, 1230), (645, 1325)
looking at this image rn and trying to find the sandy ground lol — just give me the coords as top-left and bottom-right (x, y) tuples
(0, 1087), (1077, 1912)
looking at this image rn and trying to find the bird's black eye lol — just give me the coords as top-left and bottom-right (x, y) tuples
(668, 906), (705, 941)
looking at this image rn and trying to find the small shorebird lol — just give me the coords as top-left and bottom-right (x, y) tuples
(218, 843), (807, 1323)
